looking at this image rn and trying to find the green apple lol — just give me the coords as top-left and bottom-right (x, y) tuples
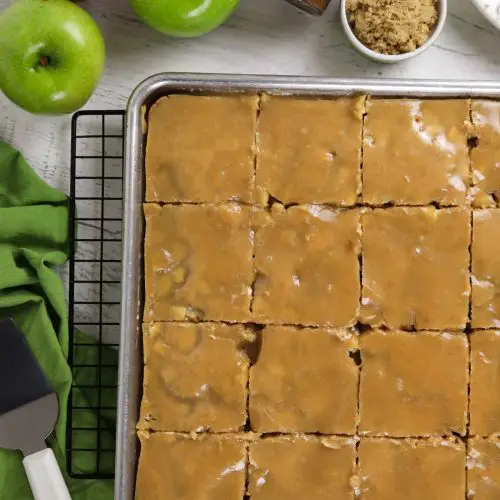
(0, 0), (106, 115)
(131, 0), (239, 37)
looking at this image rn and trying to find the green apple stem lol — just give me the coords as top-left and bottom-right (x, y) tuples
(39, 56), (50, 67)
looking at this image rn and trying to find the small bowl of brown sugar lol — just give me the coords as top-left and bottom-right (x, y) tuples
(340, 0), (447, 63)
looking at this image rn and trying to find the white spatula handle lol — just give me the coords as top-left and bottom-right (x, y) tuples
(23, 448), (71, 500)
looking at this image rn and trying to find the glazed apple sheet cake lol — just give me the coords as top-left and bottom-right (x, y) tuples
(136, 94), (500, 500)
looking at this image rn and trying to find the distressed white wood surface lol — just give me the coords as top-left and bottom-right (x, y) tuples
(1, 0), (500, 192)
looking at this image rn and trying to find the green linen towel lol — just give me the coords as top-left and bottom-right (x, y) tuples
(0, 141), (114, 499)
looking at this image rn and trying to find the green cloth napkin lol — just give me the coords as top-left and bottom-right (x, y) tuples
(0, 142), (114, 499)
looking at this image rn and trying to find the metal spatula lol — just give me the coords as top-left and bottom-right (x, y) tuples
(0, 319), (71, 500)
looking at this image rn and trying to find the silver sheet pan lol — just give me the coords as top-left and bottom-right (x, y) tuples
(116, 73), (500, 500)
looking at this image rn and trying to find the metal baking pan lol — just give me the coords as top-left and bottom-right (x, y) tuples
(116, 73), (500, 500)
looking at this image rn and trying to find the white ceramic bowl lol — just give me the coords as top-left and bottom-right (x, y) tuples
(340, 0), (448, 63)
(471, 0), (500, 31)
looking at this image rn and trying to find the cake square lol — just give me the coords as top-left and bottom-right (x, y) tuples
(139, 322), (253, 432)
(255, 95), (363, 205)
(470, 330), (500, 435)
(249, 326), (358, 433)
(136, 433), (246, 500)
(361, 207), (470, 330)
(470, 100), (500, 207)
(467, 437), (500, 499)
(358, 438), (466, 500)
(252, 205), (361, 326)
(249, 436), (356, 500)
(144, 203), (253, 322)
(359, 330), (468, 436)
(145, 94), (258, 203)
(363, 99), (470, 205)
(472, 210), (500, 328)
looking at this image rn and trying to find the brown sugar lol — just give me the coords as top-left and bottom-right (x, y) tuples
(346, 0), (438, 55)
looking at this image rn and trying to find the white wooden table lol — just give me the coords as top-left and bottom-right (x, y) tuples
(1, 0), (500, 191)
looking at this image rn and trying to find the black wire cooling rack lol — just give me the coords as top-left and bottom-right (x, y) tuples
(67, 110), (125, 479)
